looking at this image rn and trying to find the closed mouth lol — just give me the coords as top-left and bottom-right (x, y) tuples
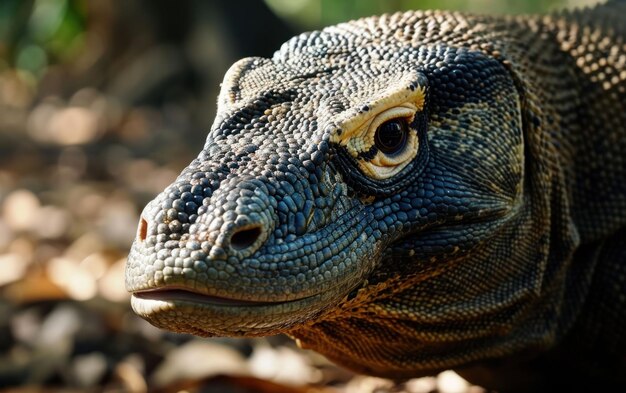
(132, 287), (312, 307)
(129, 285), (334, 337)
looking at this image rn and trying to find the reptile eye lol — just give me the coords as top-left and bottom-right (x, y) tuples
(332, 100), (423, 181)
(374, 118), (409, 155)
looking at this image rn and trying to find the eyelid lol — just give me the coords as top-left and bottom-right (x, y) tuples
(330, 87), (424, 146)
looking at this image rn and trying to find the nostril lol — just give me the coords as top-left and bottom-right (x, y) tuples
(138, 217), (148, 242)
(230, 225), (263, 251)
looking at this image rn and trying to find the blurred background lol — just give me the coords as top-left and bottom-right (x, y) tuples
(0, 0), (601, 392)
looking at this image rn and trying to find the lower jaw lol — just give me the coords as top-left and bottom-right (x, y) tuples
(130, 291), (326, 337)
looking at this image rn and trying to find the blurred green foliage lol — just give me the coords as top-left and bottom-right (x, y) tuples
(0, 0), (85, 78)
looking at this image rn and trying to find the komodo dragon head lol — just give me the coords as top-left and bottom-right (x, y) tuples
(126, 11), (572, 378)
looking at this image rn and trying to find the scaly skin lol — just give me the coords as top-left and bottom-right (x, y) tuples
(126, 2), (626, 390)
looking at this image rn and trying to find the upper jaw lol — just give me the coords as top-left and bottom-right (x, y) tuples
(125, 203), (374, 293)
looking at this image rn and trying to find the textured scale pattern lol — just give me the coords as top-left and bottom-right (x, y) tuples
(126, 2), (626, 390)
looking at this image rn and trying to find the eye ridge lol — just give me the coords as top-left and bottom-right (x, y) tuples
(374, 118), (409, 155)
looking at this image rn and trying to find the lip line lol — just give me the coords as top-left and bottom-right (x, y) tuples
(132, 287), (318, 307)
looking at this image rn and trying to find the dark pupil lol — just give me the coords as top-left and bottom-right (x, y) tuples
(374, 118), (408, 154)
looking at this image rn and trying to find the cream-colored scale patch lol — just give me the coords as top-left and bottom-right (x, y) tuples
(330, 79), (426, 180)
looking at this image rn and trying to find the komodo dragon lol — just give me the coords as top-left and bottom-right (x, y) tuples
(126, 1), (626, 390)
